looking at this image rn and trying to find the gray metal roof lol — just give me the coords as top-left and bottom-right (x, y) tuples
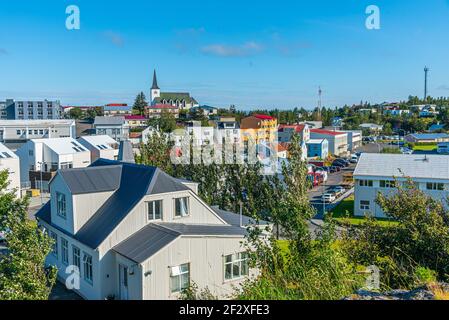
(113, 223), (246, 263)
(58, 165), (122, 195)
(94, 116), (125, 126)
(113, 224), (179, 263)
(156, 223), (247, 237)
(354, 153), (449, 181)
(37, 159), (192, 249)
(212, 208), (270, 227)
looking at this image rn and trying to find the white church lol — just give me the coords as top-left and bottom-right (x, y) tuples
(149, 70), (199, 110)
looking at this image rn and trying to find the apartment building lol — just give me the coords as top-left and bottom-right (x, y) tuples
(241, 114), (278, 145)
(16, 138), (91, 190)
(354, 153), (449, 218)
(214, 117), (241, 145)
(0, 119), (76, 143)
(3, 99), (61, 120)
(35, 159), (264, 300)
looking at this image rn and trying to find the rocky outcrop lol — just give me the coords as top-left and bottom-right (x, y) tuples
(344, 283), (449, 300)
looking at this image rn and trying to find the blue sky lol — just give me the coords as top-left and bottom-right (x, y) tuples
(1, 0), (449, 110)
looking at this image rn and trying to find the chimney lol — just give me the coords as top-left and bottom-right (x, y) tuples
(118, 140), (135, 163)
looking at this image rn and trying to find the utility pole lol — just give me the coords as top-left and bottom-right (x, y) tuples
(318, 86), (322, 119)
(424, 66), (429, 102)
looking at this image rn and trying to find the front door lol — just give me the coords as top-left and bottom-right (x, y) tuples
(118, 264), (129, 300)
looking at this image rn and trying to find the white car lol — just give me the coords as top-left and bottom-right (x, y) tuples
(322, 193), (336, 203)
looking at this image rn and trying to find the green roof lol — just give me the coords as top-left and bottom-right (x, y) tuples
(155, 92), (198, 104)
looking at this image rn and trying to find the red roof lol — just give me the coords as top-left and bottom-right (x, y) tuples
(253, 114), (275, 120)
(125, 115), (147, 120)
(310, 129), (346, 136)
(129, 132), (142, 139)
(279, 124), (306, 133)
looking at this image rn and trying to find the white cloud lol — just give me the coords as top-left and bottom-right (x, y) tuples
(201, 41), (263, 57)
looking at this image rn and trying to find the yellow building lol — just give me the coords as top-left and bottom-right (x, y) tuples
(240, 114), (278, 145)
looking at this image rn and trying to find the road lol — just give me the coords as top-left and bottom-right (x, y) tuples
(309, 164), (356, 218)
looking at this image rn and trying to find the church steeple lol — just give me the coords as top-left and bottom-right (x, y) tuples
(151, 69), (159, 90)
(150, 69), (161, 103)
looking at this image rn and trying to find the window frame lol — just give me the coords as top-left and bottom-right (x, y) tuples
(169, 263), (190, 293)
(50, 231), (58, 257)
(83, 252), (93, 285)
(56, 192), (67, 219)
(360, 200), (370, 211)
(72, 246), (81, 271)
(61, 238), (69, 265)
(147, 200), (163, 221)
(359, 180), (373, 187)
(174, 197), (190, 217)
(380, 180), (396, 188)
(426, 182), (445, 191)
(224, 252), (249, 281)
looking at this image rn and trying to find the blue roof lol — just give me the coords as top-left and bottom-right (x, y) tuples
(410, 133), (449, 140)
(104, 105), (132, 111)
(429, 124), (445, 132)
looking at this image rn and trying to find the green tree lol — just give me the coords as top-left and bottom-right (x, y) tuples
(136, 130), (174, 175)
(69, 107), (83, 120)
(342, 179), (449, 289)
(133, 92), (147, 116)
(0, 170), (57, 300)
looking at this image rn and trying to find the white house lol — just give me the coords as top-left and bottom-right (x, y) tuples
(310, 129), (348, 157)
(354, 153), (449, 218)
(0, 143), (20, 197)
(186, 121), (214, 146)
(93, 117), (130, 141)
(16, 138), (91, 191)
(78, 135), (119, 162)
(35, 159), (263, 300)
(0, 119), (76, 143)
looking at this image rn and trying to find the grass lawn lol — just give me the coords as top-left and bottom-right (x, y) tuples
(413, 145), (437, 151)
(327, 195), (398, 227)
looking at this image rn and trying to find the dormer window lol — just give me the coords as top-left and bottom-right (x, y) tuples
(148, 200), (163, 220)
(174, 197), (189, 217)
(56, 192), (67, 219)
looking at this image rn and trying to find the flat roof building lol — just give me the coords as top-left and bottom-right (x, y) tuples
(353, 153), (449, 218)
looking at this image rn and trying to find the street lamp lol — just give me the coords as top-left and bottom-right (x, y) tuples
(314, 165), (327, 217)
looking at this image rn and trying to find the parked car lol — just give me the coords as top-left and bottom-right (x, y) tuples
(322, 193), (336, 203)
(350, 155), (359, 163)
(331, 166), (341, 172)
(332, 159), (348, 167)
(330, 186), (346, 196)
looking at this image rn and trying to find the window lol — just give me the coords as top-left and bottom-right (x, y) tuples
(16, 130), (21, 135)
(148, 200), (162, 220)
(56, 192), (66, 219)
(426, 182), (445, 191)
(72, 246), (81, 270)
(360, 200), (370, 211)
(380, 180), (396, 188)
(170, 263), (190, 293)
(50, 231), (58, 257)
(61, 238), (69, 265)
(60, 162), (73, 170)
(175, 197), (189, 217)
(359, 180), (373, 187)
(83, 253), (93, 284)
(224, 253), (249, 281)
